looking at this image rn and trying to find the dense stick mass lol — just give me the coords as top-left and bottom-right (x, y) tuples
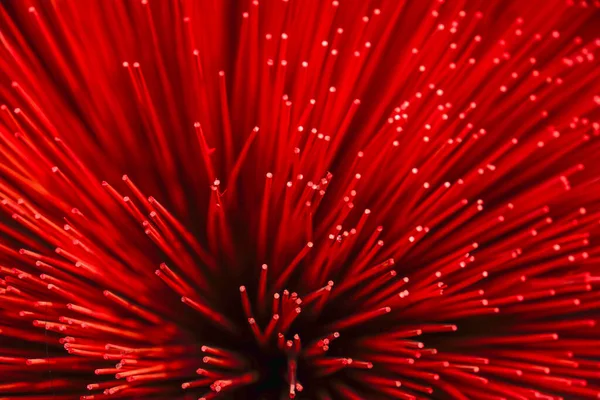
(1, 0), (600, 399)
